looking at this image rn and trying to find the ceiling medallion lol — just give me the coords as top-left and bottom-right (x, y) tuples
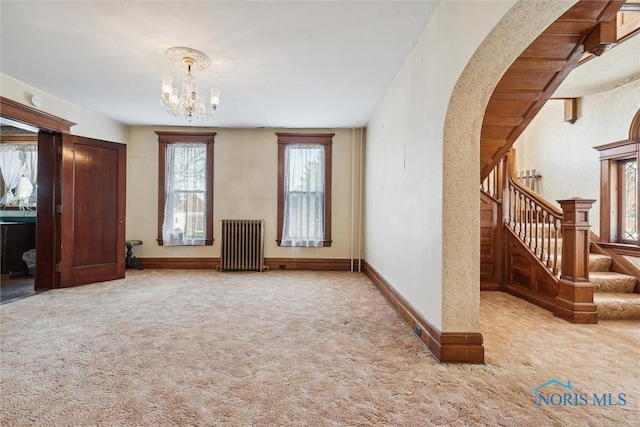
(160, 47), (220, 122)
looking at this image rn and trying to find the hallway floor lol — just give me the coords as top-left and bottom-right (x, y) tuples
(0, 276), (40, 304)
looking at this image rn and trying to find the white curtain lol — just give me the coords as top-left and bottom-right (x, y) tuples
(163, 143), (207, 246)
(282, 144), (325, 247)
(0, 145), (26, 205)
(21, 145), (38, 204)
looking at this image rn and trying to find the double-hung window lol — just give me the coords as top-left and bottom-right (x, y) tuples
(276, 133), (333, 247)
(156, 132), (215, 246)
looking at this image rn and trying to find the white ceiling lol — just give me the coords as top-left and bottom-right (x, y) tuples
(0, 1), (441, 128)
(1, 2), (638, 130)
(553, 32), (640, 98)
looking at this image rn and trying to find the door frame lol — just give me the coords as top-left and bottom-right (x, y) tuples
(0, 96), (76, 290)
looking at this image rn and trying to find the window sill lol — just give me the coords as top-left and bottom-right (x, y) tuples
(156, 238), (214, 246)
(276, 240), (332, 248)
(0, 206), (36, 211)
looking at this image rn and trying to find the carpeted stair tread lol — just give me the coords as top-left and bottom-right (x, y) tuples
(594, 293), (640, 320)
(590, 271), (637, 293)
(551, 253), (612, 273)
(589, 253), (613, 272)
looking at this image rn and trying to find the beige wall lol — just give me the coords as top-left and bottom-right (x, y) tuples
(514, 79), (640, 234)
(1, 73), (128, 143)
(0, 74), (364, 262)
(127, 127), (364, 261)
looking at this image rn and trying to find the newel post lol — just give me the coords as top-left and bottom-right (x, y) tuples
(554, 198), (598, 324)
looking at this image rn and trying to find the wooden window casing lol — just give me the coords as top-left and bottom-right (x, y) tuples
(276, 132), (333, 247)
(156, 131), (215, 246)
(595, 110), (640, 246)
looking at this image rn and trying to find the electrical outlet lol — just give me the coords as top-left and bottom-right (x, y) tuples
(414, 325), (421, 337)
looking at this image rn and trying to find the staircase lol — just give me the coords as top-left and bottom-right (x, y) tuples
(589, 253), (640, 320)
(531, 229), (640, 320)
(481, 151), (640, 323)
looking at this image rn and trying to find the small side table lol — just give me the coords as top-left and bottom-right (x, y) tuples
(125, 240), (144, 270)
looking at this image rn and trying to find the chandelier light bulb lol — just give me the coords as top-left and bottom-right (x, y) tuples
(161, 76), (173, 96)
(160, 47), (220, 122)
(210, 88), (221, 110)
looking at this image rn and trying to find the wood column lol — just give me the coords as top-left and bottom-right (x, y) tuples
(554, 198), (598, 324)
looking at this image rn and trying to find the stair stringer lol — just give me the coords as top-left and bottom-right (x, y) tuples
(503, 225), (559, 313)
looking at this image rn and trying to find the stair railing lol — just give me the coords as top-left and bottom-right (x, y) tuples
(480, 161), (501, 201)
(482, 152), (597, 323)
(516, 169), (541, 192)
(504, 152), (563, 276)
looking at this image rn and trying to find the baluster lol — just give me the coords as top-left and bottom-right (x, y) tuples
(532, 169), (537, 192)
(552, 216), (560, 276)
(519, 193), (524, 238)
(508, 183), (515, 229)
(517, 191), (523, 237)
(487, 170), (494, 196)
(485, 172), (493, 196)
(509, 186), (518, 231)
(529, 199), (534, 248)
(527, 199), (532, 248)
(513, 188), (518, 231)
(514, 189), (519, 232)
(527, 197), (533, 246)
(545, 211), (552, 267)
(521, 193), (526, 239)
(530, 200), (535, 249)
(522, 196), (528, 243)
(509, 184), (514, 227)
(524, 195), (528, 238)
(487, 171), (496, 197)
(540, 209), (547, 265)
(492, 169), (497, 198)
(534, 204), (539, 256)
(514, 190), (520, 232)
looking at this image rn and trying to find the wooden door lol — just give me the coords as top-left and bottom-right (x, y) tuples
(60, 135), (126, 287)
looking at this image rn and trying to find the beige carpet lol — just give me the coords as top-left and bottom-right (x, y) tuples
(1, 270), (638, 426)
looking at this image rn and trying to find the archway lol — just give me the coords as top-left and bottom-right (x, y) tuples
(440, 1), (579, 333)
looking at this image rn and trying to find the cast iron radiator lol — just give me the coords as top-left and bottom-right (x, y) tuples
(217, 219), (268, 272)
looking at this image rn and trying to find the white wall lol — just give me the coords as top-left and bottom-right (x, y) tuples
(365, 0), (519, 332)
(127, 127), (364, 260)
(514, 79), (640, 234)
(365, 0), (578, 333)
(1, 73), (128, 143)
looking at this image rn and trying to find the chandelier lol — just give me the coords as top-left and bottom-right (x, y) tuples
(161, 47), (221, 122)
